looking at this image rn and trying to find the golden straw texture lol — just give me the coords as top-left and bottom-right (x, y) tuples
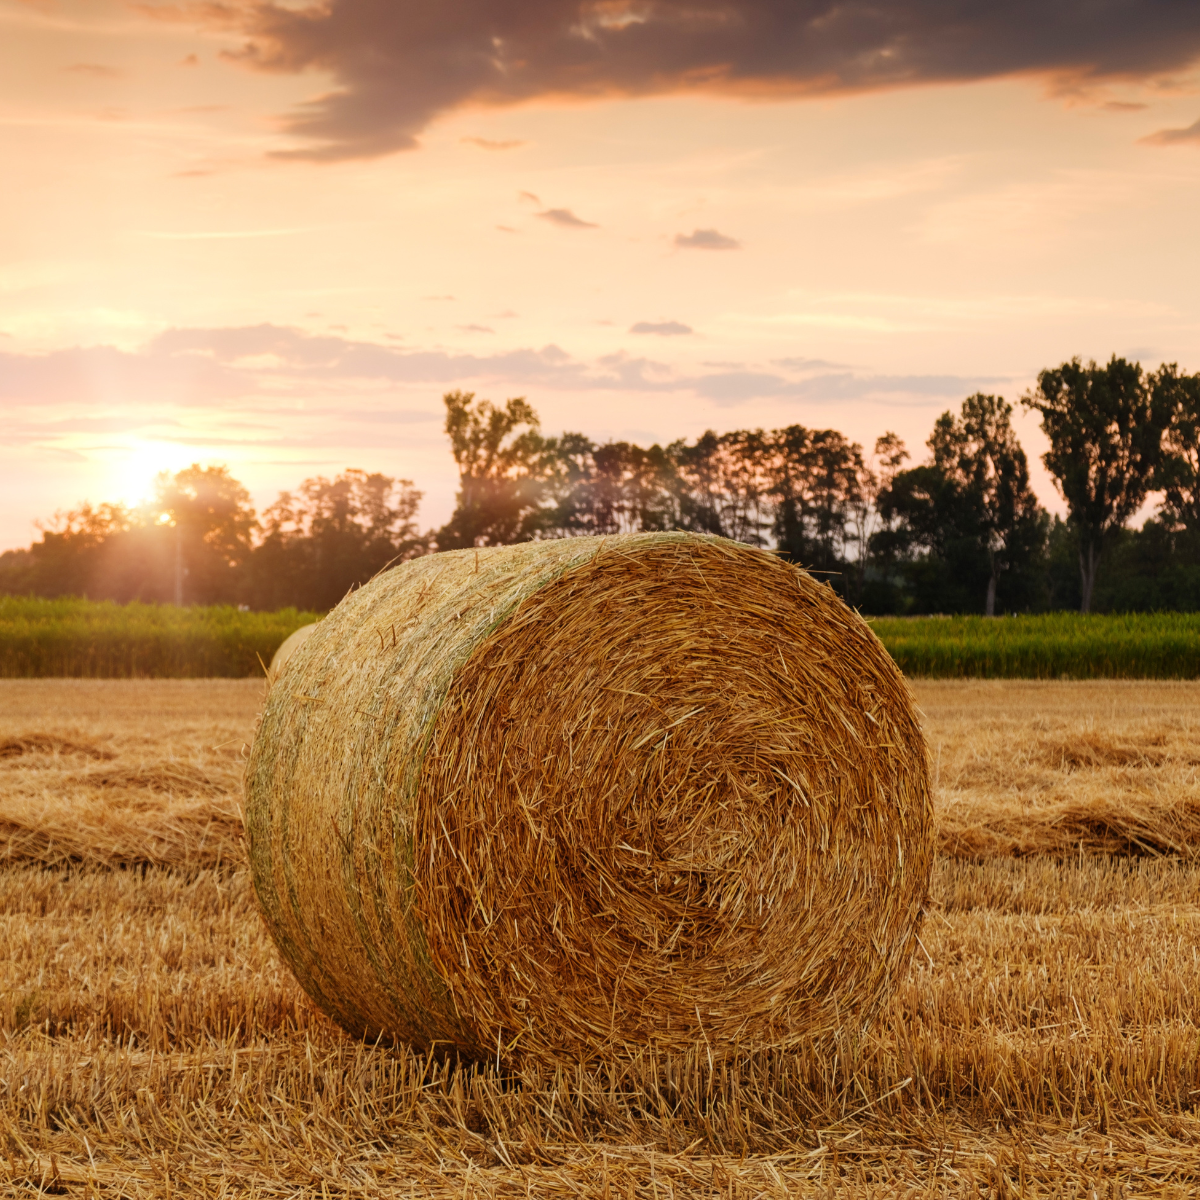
(266, 622), (318, 686)
(245, 533), (932, 1065)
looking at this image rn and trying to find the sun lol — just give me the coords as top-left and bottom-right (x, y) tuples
(107, 441), (197, 512)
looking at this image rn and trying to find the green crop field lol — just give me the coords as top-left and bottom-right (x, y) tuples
(0, 597), (319, 679)
(2, 597), (1198, 678)
(871, 611), (1200, 679)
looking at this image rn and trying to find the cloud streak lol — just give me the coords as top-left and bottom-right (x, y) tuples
(675, 228), (740, 250)
(536, 208), (599, 228)
(176, 0), (1200, 160)
(1141, 116), (1200, 145)
(631, 320), (693, 336)
(0, 325), (1009, 421)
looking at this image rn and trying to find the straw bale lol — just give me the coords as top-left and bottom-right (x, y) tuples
(245, 532), (933, 1064)
(267, 622), (318, 685)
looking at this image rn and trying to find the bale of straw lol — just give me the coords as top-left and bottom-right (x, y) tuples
(267, 623), (318, 685)
(245, 532), (932, 1064)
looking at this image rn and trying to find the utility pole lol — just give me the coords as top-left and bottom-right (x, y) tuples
(174, 521), (184, 606)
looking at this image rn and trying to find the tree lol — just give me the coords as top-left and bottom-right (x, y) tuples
(771, 426), (869, 591)
(250, 470), (425, 611)
(926, 395), (1045, 616)
(673, 430), (773, 544)
(1023, 357), (1165, 612)
(5, 466), (257, 605)
(436, 390), (555, 548)
(154, 464), (257, 605)
(1153, 363), (1200, 538)
(545, 439), (680, 536)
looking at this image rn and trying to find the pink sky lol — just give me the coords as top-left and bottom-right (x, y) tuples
(3, 0), (1200, 549)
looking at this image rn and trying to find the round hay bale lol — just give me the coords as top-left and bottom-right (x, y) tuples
(245, 532), (932, 1065)
(267, 622), (319, 684)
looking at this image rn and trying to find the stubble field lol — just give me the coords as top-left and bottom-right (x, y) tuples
(2, 679), (1200, 1196)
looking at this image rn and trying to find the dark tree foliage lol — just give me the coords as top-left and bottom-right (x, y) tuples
(1154, 363), (1200, 536)
(545, 439), (681, 536)
(9, 360), (1200, 617)
(1023, 357), (1166, 613)
(247, 469), (426, 611)
(435, 390), (553, 548)
(882, 398), (1049, 615)
(158, 465), (258, 605)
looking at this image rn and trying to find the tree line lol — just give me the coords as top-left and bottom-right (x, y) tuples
(2, 354), (1199, 614)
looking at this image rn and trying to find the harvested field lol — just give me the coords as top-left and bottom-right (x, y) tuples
(2, 678), (1200, 1195)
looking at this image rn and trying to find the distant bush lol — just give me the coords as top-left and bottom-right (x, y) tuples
(0, 597), (318, 678)
(872, 611), (1200, 679)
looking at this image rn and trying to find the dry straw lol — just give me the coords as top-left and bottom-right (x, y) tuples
(245, 532), (933, 1065)
(266, 622), (318, 686)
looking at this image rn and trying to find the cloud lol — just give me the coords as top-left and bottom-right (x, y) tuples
(630, 320), (693, 336)
(66, 62), (123, 78)
(536, 208), (598, 229)
(461, 137), (526, 150)
(180, 53), (199, 67)
(689, 369), (1008, 407)
(1141, 116), (1200, 145)
(0, 324), (1011, 423)
(518, 191), (541, 205)
(675, 229), (740, 250)
(458, 324), (495, 333)
(176, 0), (1200, 160)
(772, 356), (853, 371)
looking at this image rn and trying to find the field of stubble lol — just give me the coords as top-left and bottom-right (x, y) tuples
(2, 679), (1200, 1197)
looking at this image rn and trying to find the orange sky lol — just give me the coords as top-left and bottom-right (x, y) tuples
(3, 0), (1200, 549)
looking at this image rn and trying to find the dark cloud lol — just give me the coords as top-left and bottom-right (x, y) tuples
(1141, 116), (1200, 145)
(675, 229), (740, 250)
(630, 320), (693, 336)
(189, 0), (1200, 160)
(536, 208), (598, 228)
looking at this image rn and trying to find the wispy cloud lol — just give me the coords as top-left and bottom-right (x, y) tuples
(630, 320), (693, 336)
(675, 229), (740, 250)
(65, 62), (123, 78)
(461, 136), (525, 150)
(134, 228), (315, 240)
(1140, 116), (1200, 145)
(0, 325), (1008, 417)
(537, 208), (598, 229)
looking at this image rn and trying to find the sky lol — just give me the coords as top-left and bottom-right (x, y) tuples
(3, 0), (1200, 549)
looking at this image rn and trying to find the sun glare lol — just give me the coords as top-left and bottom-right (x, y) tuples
(109, 442), (196, 511)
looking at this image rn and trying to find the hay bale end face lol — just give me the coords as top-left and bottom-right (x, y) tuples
(267, 622), (318, 684)
(245, 533), (933, 1064)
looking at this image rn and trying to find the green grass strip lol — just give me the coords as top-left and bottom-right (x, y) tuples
(4, 597), (1199, 679)
(0, 596), (319, 679)
(871, 612), (1200, 679)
